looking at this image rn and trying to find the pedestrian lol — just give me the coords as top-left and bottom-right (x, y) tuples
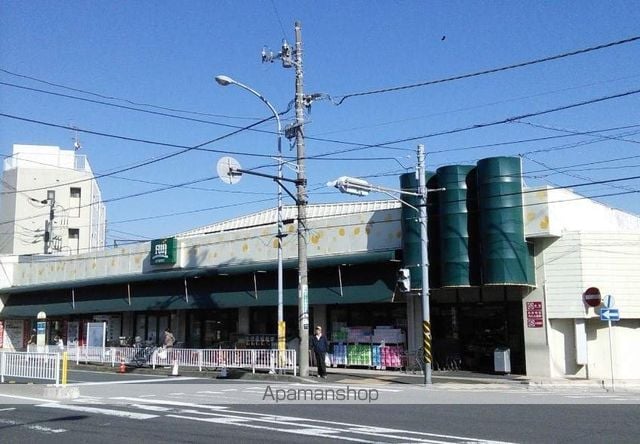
(55, 334), (64, 351)
(27, 329), (36, 351)
(163, 328), (175, 349)
(311, 325), (329, 378)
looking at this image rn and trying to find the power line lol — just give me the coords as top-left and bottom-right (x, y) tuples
(0, 80), (278, 131)
(0, 112), (277, 194)
(333, 35), (640, 105)
(515, 120), (640, 145)
(4, 87), (640, 190)
(0, 68), (260, 121)
(380, 88), (640, 146)
(308, 88), (640, 160)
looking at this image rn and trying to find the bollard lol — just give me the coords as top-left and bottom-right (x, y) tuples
(169, 359), (180, 377)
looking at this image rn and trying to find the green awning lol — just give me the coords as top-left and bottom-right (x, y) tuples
(0, 259), (398, 318)
(1, 251), (396, 295)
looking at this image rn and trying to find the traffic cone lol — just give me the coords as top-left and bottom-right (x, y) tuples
(118, 359), (126, 374)
(169, 359), (180, 377)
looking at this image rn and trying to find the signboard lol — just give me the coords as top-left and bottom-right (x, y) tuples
(150, 237), (178, 265)
(3, 320), (25, 351)
(67, 321), (80, 346)
(86, 322), (106, 348)
(600, 308), (620, 322)
(582, 287), (601, 308)
(526, 301), (543, 328)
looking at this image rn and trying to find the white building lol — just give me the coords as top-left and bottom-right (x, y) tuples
(523, 186), (640, 380)
(0, 144), (106, 255)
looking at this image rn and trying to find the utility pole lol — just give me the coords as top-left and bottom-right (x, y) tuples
(43, 190), (55, 254)
(293, 21), (310, 377)
(417, 144), (432, 385)
(261, 21), (310, 376)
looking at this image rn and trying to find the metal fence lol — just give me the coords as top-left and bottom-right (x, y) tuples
(63, 346), (297, 376)
(0, 351), (61, 385)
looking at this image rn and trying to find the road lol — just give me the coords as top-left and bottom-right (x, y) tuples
(0, 369), (638, 443)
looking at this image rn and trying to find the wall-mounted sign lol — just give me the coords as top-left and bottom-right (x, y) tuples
(526, 301), (543, 328)
(150, 237), (178, 265)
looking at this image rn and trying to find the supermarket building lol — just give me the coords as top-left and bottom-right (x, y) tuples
(0, 156), (639, 380)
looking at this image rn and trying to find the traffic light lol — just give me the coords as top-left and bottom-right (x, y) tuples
(397, 268), (411, 292)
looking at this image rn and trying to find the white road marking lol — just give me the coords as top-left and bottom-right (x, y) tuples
(0, 407), (17, 412)
(165, 414), (373, 443)
(74, 376), (200, 385)
(165, 407), (513, 443)
(69, 369), (173, 377)
(0, 393), (57, 403)
(36, 403), (158, 420)
(129, 404), (173, 412)
(0, 418), (66, 434)
(27, 424), (67, 434)
(110, 397), (230, 410)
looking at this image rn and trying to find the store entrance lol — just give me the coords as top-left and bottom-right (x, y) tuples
(432, 299), (525, 374)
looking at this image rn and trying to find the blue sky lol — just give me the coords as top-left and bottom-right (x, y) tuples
(1, 1), (639, 243)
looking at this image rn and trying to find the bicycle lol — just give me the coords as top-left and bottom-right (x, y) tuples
(402, 347), (426, 374)
(130, 345), (157, 368)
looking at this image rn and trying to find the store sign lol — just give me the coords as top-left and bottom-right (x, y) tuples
(3, 319), (25, 351)
(150, 237), (177, 265)
(526, 301), (543, 328)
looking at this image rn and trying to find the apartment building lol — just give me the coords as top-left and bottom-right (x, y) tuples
(0, 144), (106, 255)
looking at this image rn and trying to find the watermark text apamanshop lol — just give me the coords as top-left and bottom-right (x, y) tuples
(263, 385), (379, 403)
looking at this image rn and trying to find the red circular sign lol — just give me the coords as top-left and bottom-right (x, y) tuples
(583, 287), (601, 307)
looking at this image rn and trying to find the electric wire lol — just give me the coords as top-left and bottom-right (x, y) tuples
(332, 35), (640, 104)
(0, 68), (259, 121)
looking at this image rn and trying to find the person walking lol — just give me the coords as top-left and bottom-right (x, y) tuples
(163, 328), (175, 349)
(27, 329), (36, 352)
(311, 325), (329, 378)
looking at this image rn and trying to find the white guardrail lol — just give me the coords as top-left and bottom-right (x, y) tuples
(0, 351), (61, 385)
(64, 346), (297, 376)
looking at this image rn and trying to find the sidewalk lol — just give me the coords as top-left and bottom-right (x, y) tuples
(3, 362), (639, 396)
(64, 361), (640, 392)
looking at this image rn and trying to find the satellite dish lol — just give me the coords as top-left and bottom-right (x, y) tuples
(216, 156), (242, 185)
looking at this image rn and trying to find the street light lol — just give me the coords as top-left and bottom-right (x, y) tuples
(215, 75), (287, 360)
(328, 144), (435, 385)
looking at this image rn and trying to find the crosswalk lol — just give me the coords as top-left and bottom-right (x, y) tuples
(34, 396), (515, 443)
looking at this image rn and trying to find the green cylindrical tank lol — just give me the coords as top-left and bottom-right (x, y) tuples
(426, 173), (441, 289)
(436, 165), (479, 287)
(400, 172), (422, 290)
(399, 172), (439, 290)
(477, 156), (529, 285)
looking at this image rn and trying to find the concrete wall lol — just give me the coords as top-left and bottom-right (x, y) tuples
(522, 239), (552, 377)
(547, 317), (640, 380)
(542, 232), (640, 318)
